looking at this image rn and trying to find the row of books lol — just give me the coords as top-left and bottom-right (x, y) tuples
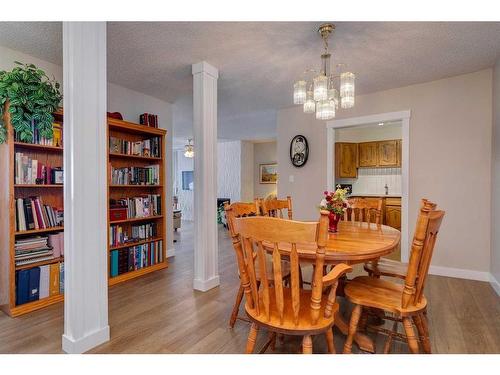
(14, 233), (63, 267)
(109, 136), (161, 158)
(110, 240), (163, 277)
(14, 122), (62, 147)
(139, 113), (159, 128)
(110, 165), (160, 185)
(16, 262), (64, 306)
(15, 152), (63, 185)
(109, 222), (158, 246)
(16, 197), (63, 232)
(112, 195), (162, 219)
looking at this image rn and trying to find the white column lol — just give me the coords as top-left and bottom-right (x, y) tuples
(62, 22), (109, 354)
(192, 61), (220, 291)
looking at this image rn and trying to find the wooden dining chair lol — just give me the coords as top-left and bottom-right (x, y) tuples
(344, 197), (383, 224)
(260, 196), (293, 219)
(343, 199), (445, 354)
(225, 200), (291, 329)
(231, 211), (352, 354)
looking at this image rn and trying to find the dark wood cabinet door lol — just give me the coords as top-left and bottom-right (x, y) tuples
(385, 206), (401, 230)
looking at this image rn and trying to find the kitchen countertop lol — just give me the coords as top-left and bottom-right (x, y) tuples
(349, 194), (402, 198)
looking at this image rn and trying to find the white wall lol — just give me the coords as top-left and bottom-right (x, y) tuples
(0, 45), (63, 89)
(218, 140), (242, 202)
(491, 58), (500, 293)
(254, 141), (277, 199)
(335, 123), (402, 142)
(240, 141), (254, 201)
(278, 69), (493, 277)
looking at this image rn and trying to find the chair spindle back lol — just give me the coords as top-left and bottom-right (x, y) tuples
(402, 199), (445, 308)
(231, 211), (331, 326)
(260, 196), (293, 219)
(344, 197), (383, 224)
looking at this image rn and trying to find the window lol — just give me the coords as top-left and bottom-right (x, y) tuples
(182, 171), (194, 191)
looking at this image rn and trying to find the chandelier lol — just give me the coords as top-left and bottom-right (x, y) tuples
(293, 23), (356, 120)
(184, 139), (194, 158)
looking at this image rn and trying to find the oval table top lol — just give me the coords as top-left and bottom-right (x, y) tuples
(263, 221), (400, 264)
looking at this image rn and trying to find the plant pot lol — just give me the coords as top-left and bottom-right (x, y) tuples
(328, 212), (342, 233)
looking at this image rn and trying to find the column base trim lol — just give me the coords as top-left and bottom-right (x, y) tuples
(167, 247), (175, 258)
(62, 325), (110, 354)
(193, 275), (220, 292)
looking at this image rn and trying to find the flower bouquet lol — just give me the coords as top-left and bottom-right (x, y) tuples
(319, 186), (349, 232)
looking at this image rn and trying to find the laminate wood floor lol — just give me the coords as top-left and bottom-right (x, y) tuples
(0, 221), (499, 354)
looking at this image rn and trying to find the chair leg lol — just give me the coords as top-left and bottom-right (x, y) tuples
(245, 323), (259, 354)
(413, 313), (431, 354)
(402, 317), (419, 354)
(270, 332), (277, 351)
(325, 329), (336, 353)
(343, 304), (362, 354)
(229, 284), (245, 328)
(302, 335), (313, 354)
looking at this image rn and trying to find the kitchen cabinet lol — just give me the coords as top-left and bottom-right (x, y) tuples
(358, 142), (378, 167)
(385, 205), (401, 230)
(378, 140), (399, 167)
(335, 142), (358, 178)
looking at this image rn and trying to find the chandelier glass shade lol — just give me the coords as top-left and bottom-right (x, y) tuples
(293, 23), (356, 121)
(184, 139), (194, 158)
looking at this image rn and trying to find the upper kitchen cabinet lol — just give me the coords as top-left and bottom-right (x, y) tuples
(335, 142), (358, 178)
(358, 141), (378, 167)
(378, 140), (399, 167)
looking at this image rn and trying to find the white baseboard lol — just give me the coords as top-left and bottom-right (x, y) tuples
(167, 247), (175, 258)
(62, 325), (110, 354)
(193, 275), (220, 292)
(429, 265), (490, 282)
(490, 273), (500, 297)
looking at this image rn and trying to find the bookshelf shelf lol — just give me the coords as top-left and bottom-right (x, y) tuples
(107, 117), (167, 287)
(15, 226), (64, 236)
(15, 256), (64, 271)
(109, 153), (162, 161)
(14, 184), (63, 188)
(0, 103), (65, 317)
(109, 215), (163, 225)
(108, 262), (168, 286)
(9, 293), (64, 318)
(13, 142), (63, 152)
(109, 237), (163, 251)
(109, 184), (163, 188)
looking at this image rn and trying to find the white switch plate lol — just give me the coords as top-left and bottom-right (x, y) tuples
(289, 175), (294, 183)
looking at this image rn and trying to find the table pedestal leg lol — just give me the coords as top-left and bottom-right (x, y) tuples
(334, 310), (375, 353)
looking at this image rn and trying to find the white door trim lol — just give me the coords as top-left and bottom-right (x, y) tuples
(326, 110), (411, 262)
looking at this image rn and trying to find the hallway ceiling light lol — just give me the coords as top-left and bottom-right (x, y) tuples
(293, 23), (356, 121)
(184, 138), (194, 158)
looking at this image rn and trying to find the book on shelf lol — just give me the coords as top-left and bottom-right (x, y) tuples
(15, 196), (63, 232)
(39, 265), (50, 299)
(14, 121), (63, 147)
(109, 240), (163, 277)
(109, 136), (161, 158)
(15, 261), (64, 306)
(49, 263), (59, 296)
(15, 152), (63, 185)
(109, 222), (158, 246)
(48, 232), (64, 257)
(139, 113), (159, 128)
(14, 235), (62, 266)
(110, 165), (160, 185)
(59, 262), (64, 294)
(109, 195), (161, 220)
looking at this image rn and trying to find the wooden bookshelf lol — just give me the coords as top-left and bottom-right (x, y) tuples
(0, 105), (65, 317)
(107, 118), (167, 286)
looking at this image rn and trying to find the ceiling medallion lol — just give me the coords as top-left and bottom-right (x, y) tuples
(293, 23), (356, 120)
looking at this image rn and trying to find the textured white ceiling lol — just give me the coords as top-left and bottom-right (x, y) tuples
(0, 21), (499, 142)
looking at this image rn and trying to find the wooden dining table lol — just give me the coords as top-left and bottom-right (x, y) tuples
(264, 220), (401, 353)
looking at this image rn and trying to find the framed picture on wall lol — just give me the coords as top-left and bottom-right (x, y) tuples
(259, 163), (278, 184)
